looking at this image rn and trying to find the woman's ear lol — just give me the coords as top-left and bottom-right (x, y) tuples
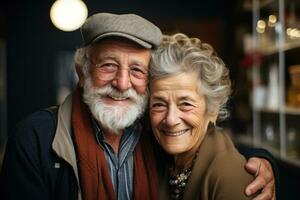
(209, 111), (219, 126)
(208, 99), (221, 126)
(75, 63), (85, 87)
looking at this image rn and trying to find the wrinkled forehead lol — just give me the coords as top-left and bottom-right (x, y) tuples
(150, 72), (200, 90)
(150, 73), (208, 101)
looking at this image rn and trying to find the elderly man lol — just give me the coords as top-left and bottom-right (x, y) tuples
(1, 13), (276, 200)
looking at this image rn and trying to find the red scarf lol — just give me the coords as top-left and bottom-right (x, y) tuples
(71, 87), (158, 200)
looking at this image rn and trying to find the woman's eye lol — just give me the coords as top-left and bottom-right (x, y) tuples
(180, 102), (194, 110)
(152, 102), (165, 108)
(151, 102), (166, 112)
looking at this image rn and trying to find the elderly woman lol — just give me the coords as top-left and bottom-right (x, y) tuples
(149, 33), (258, 200)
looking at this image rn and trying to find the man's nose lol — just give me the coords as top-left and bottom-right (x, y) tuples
(111, 68), (132, 91)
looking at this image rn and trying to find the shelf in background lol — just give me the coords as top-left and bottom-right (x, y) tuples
(258, 39), (300, 56)
(234, 135), (300, 167)
(243, 0), (275, 11)
(253, 106), (300, 115)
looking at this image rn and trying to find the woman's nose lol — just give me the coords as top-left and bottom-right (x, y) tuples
(164, 105), (181, 127)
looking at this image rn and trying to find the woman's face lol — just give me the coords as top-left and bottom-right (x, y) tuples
(150, 72), (214, 155)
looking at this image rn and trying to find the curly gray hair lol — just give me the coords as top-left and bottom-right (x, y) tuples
(150, 33), (231, 121)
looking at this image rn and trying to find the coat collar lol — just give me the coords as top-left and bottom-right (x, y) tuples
(52, 94), (82, 200)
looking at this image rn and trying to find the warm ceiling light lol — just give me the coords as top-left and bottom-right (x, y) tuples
(50, 0), (88, 32)
(287, 28), (292, 36)
(269, 15), (277, 24)
(256, 20), (266, 33)
(268, 15), (277, 27)
(257, 20), (266, 29)
(290, 28), (300, 38)
(256, 27), (265, 34)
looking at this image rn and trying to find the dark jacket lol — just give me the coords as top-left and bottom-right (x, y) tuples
(1, 95), (79, 200)
(0, 108), (78, 200)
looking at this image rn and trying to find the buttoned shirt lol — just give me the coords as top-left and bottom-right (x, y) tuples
(92, 118), (142, 200)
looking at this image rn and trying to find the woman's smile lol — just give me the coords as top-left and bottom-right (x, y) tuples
(161, 129), (190, 137)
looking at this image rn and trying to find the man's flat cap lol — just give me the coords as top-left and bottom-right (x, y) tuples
(80, 12), (162, 49)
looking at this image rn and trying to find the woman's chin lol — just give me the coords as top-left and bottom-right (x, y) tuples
(163, 145), (188, 155)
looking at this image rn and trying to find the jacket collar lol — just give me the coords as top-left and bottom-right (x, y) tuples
(52, 94), (82, 200)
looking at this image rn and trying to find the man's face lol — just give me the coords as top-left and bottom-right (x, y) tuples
(82, 38), (151, 133)
(88, 38), (151, 94)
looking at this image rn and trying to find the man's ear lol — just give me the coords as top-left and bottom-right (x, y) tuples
(75, 64), (85, 87)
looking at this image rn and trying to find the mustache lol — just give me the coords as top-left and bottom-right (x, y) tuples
(91, 85), (148, 103)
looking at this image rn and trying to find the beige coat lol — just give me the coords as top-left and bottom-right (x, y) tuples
(159, 129), (255, 200)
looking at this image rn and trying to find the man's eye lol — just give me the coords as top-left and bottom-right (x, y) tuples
(131, 67), (144, 72)
(130, 66), (147, 78)
(97, 64), (118, 73)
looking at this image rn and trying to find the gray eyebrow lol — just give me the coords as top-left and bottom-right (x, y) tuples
(178, 96), (193, 101)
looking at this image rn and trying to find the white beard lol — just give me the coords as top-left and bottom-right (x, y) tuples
(82, 77), (148, 134)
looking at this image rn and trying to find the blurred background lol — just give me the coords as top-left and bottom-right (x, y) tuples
(0, 0), (299, 199)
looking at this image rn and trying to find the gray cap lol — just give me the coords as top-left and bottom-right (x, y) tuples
(80, 13), (162, 49)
